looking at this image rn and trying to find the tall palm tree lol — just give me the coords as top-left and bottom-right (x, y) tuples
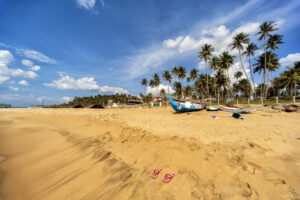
(149, 79), (155, 95)
(171, 66), (179, 83)
(162, 70), (172, 94)
(215, 70), (227, 102)
(219, 51), (234, 100)
(265, 34), (283, 96)
(177, 66), (187, 98)
(243, 42), (258, 98)
(153, 73), (161, 96)
(281, 61), (300, 97)
(256, 21), (279, 98)
(198, 44), (215, 98)
(141, 78), (148, 95)
(230, 32), (253, 94)
(234, 71), (243, 81)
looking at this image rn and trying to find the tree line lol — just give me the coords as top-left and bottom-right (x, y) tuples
(140, 20), (300, 102)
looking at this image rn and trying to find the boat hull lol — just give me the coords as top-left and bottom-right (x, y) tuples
(168, 94), (203, 113)
(218, 106), (255, 114)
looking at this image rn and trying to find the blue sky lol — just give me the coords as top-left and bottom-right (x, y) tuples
(0, 0), (300, 107)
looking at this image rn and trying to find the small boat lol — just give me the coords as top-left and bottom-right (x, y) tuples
(218, 106), (256, 114)
(168, 94), (203, 113)
(206, 106), (219, 111)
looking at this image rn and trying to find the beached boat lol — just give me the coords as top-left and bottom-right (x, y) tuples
(206, 106), (219, 111)
(218, 106), (256, 114)
(168, 94), (203, 113)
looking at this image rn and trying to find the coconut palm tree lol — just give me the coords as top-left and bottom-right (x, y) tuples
(171, 66), (179, 83)
(198, 44), (215, 97)
(173, 82), (182, 99)
(162, 70), (172, 94)
(234, 71), (243, 81)
(219, 51), (234, 100)
(153, 73), (161, 96)
(159, 88), (167, 100)
(189, 68), (199, 82)
(141, 78), (148, 95)
(243, 42), (258, 98)
(149, 79), (155, 95)
(177, 66), (187, 98)
(265, 34), (283, 96)
(256, 21), (279, 98)
(194, 74), (206, 99)
(281, 61), (300, 97)
(183, 85), (193, 99)
(230, 32), (253, 94)
(215, 70), (227, 102)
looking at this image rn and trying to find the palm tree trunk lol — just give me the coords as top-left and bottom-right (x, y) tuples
(263, 36), (267, 99)
(239, 49), (253, 96)
(265, 53), (271, 98)
(206, 60), (209, 98)
(295, 80), (297, 97)
(291, 84), (293, 98)
(249, 56), (256, 99)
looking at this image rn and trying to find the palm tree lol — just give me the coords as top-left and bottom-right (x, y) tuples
(265, 34), (283, 96)
(173, 82), (182, 99)
(243, 42), (258, 98)
(141, 78), (148, 95)
(159, 88), (167, 99)
(189, 68), (199, 82)
(215, 70), (227, 102)
(198, 44), (215, 98)
(171, 66), (179, 83)
(281, 61), (300, 97)
(153, 73), (161, 96)
(256, 21), (279, 98)
(230, 32), (252, 94)
(177, 66), (187, 98)
(234, 71), (243, 81)
(149, 79), (155, 95)
(219, 51), (234, 100)
(183, 85), (192, 99)
(194, 74), (206, 99)
(162, 70), (172, 94)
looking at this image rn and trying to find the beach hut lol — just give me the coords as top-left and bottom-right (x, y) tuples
(152, 96), (162, 107)
(126, 99), (143, 105)
(73, 105), (83, 108)
(90, 104), (105, 109)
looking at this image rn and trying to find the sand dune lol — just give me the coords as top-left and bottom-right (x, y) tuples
(0, 108), (299, 199)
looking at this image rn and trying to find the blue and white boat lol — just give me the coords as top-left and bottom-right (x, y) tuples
(168, 94), (203, 113)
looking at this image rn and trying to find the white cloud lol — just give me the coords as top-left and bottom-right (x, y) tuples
(17, 49), (56, 64)
(9, 86), (19, 91)
(0, 50), (38, 79)
(99, 86), (128, 94)
(76, 0), (96, 10)
(21, 59), (41, 71)
(0, 50), (14, 65)
(163, 36), (184, 48)
(37, 96), (74, 104)
(0, 76), (10, 84)
(18, 80), (29, 86)
(146, 84), (174, 96)
(279, 53), (300, 67)
(44, 75), (99, 90)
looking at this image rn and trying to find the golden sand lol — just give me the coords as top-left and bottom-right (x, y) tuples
(0, 108), (299, 200)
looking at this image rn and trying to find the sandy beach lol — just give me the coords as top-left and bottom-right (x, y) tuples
(0, 107), (299, 199)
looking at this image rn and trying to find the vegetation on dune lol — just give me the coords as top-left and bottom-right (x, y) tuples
(141, 20), (300, 103)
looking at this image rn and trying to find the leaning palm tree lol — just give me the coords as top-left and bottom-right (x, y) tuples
(198, 44), (215, 98)
(141, 78), (148, 95)
(162, 70), (172, 94)
(177, 66), (187, 98)
(256, 21), (279, 98)
(234, 71), (243, 81)
(243, 42), (258, 98)
(265, 34), (283, 96)
(153, 73), (161, 96)
(230, 32), (253, 95)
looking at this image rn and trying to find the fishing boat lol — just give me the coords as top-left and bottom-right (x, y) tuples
(206, 106), (219, 111)
(168, 94), (203, 113)
(218, 106), (256, 114)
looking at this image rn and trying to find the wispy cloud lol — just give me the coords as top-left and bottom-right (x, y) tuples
(75, 0), (96, 10)
(16, 49), (56, 64)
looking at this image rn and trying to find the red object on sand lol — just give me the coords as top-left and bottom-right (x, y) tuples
(162, 172), (175, 183)
(151, 167), (162, 179)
